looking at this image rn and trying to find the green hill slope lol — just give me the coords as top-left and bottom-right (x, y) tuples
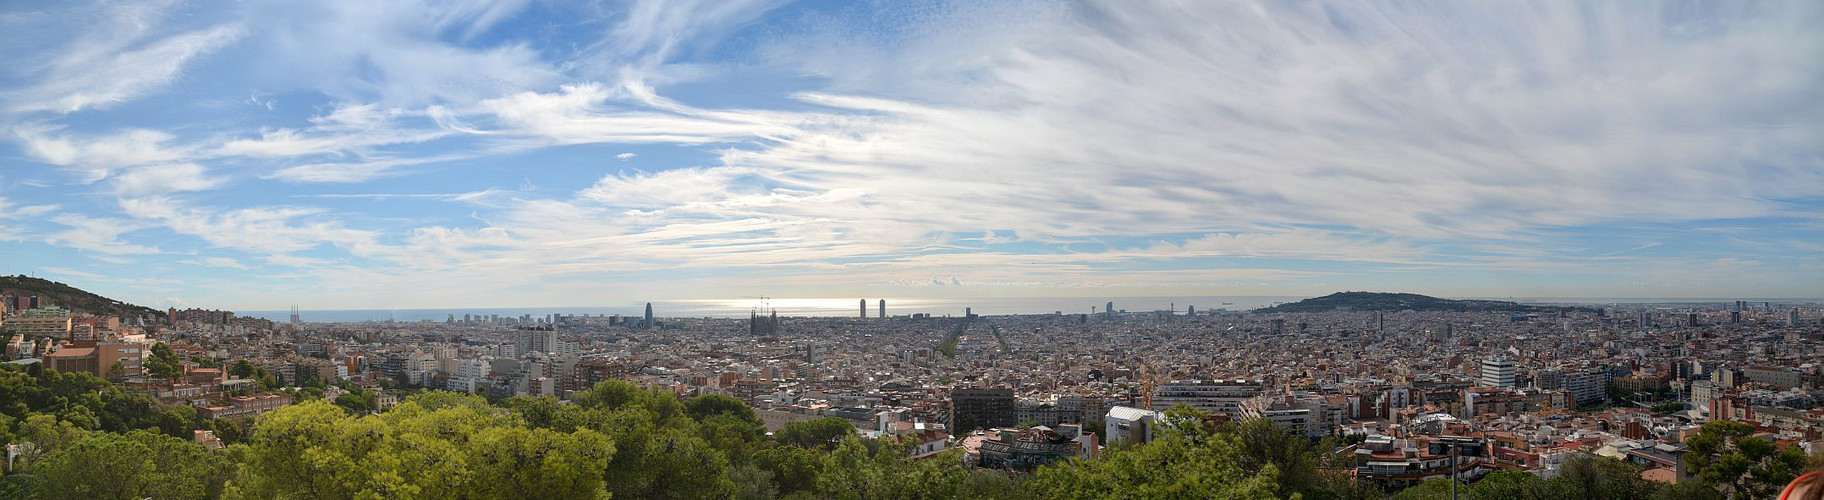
(0, 274), (164, 319)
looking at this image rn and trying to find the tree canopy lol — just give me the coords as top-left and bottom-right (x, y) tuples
(2, 364), (1806, 500)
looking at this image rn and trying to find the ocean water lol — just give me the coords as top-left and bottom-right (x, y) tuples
(239, 296), (1303, 323)
(237, 295), (1821, 323)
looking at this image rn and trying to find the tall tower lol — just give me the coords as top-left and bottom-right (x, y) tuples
(860, 299), (868, 318)
(878, 299), (886, 318)
(644, 302), (654, 329)
(1106, 301), (1115, 316)
(290, 305), (301, 324)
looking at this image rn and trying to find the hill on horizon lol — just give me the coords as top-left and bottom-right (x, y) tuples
(0, 274), (165, 320)
(1256, 291), (1585, 313)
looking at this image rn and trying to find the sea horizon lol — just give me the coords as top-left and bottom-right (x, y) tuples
(236, 295), (1824, 323)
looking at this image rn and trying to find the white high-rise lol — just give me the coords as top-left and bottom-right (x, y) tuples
(1480, 355), (1516, 388)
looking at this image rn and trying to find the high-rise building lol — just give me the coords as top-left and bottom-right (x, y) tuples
(644, 302), (654, 329)
(1106, 301), (1115, 316)
(1479, 355), (1516, 388)
(878, 299), (885, 318)
(517, 328), (558, 355)
(860, 299), (867, 318)
(949, 388), (1016, 431)
(1791, 308), (1802, 326)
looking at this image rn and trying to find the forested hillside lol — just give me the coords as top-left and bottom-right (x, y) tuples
(0, 275), (164, 320)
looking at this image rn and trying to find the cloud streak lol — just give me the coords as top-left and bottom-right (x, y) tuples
(0, 0), (1818, 308)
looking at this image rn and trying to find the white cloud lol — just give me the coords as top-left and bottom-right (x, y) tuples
(4, 1), (243, 114)
(236, 0), (558, 106)
(0, 197), (56, 220)
(475, 83), (798, 148)
(45, 214), (159, 255)
(217, 108), (448, 158)
(116, 197), (379, 262)
(3, 0), (1820, 306)
(179, 256), (251, 269)
(110, 163), (224, 195)
(42, 267), (108, 280)
(11, 125), (192, 182)
(264, 155), (468, 184)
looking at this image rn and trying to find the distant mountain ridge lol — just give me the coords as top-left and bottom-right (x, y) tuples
(0, 275), (164, 319)
(1256, 291), (1583, 313)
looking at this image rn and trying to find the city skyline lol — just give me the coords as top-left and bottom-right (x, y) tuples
(2, 1), (1821, 310)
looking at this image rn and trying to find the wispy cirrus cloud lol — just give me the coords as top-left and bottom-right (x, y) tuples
(1, 0), (242, 114)
(0, 0), (1818, 308)
(44, 214), (160, 256)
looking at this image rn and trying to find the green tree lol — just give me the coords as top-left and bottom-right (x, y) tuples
(777, 417), (857, 450)
(958, 469), (1021, 499)
(1391, 478), (1453, 500)
(503, 395), (564, 429)
(1685, 420), (1810, 498)
(207, 417), (250, 445)
(1655, 481), (1726, 500)
(1224, 417), (1322, 499)
(1468, 470), (1551, 500)
(1023, 425), (1279, 499)
(0, 413), (15, 445)
(228, 359), (256, 378)
(16, 413), (93, 465)
(146, 342), (183, 383)
(466, 426), (614, 499)
(28, 430), (233, 500)
(728, 463), (781, 500)
(1545, 454), (1659, 500)
(754, 444), (827, 496)
(334, 392), (371, 412)
(614, 426), (735, 499)
(684, 394), (759, 423)
(573, 379), (647, 409)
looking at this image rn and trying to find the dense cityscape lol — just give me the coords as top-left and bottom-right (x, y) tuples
(1, 277), (1820, 498)
(3, 0), (1820, 498)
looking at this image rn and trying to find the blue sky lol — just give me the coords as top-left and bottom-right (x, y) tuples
(0, 0), (1819, 309)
